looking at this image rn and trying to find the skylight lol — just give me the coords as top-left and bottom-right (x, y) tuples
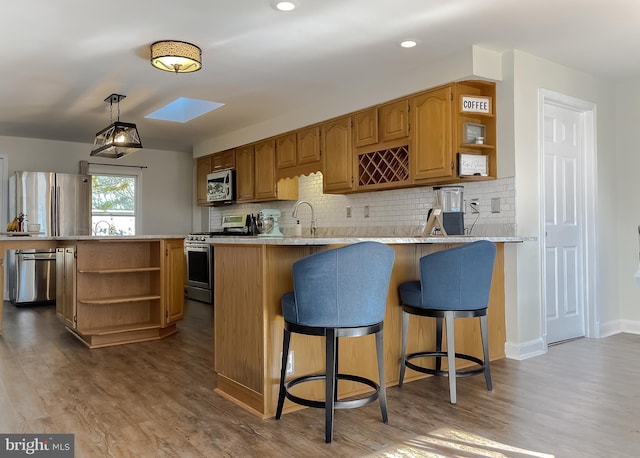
(145, 97), (224, 123)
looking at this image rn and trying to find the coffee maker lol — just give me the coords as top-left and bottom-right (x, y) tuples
(434, 186), (464, 235)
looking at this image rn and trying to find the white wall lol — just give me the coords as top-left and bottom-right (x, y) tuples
(0, 136), (193, 236)
(614, 81), (640, 331)
(193, 47), (482, 158)
(503, 50), (618, 358)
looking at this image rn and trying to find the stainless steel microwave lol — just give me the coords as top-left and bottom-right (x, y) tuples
(207, 169), (235, 203)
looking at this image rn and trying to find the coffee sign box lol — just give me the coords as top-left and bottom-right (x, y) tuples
(460, 95), (492, 114)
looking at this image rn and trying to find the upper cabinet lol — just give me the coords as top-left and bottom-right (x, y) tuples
(321, 116), (354, 193)
(196, 80), (495, 202)
(380, 99), (409, 142)
(212, 149), (236, 171)
(235, 145), (255, 203)
(254, 140), (278, 200)
(276, 126), (322, 180)
(411, 85), (454, 183)
(453, 80), (496, 181)
(353, 108), (378, 148)
(196, 155), (212, 206)
(237, 141), (298, 203)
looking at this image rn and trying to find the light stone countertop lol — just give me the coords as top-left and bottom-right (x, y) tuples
(206, 235), (527, 245)
(0, 235), (186, 242)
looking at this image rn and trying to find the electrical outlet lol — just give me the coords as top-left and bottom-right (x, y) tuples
(364, 205), (370, 218)
(280, 350), (294, 375)
(491, 197), (501, 213)
(286, 351), (294, 375)
(470, 199), (480, 214)
(346, 206), (352, 218)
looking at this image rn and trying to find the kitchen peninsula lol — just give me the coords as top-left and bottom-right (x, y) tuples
(0, 235), (185, 348)
(211, 235), (521, 418)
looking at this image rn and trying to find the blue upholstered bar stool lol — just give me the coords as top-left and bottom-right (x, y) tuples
(398, 240), (497, 404)
(275, 241), (395, 443)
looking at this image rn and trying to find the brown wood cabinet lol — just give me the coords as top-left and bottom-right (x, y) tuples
(235, 145), (255, 202)
(453, 80), (497, 181)
(297, 126), (321, 165)
(55, 246), (77, 329)
(64, 239), (183, 348)
(196, 156), (212, 206)
(163, 238), (185, 325)
(236, 142), (298, 203)
(321, 116), (354, 193)
(353, 107), (378, 148)
(199, 80), (495, 201)
(211, 149), (236, 171)
(380, 99), (409, 142)
(275, 127), (322, 180)
(275, 133), (297, 169)
(411, 85), (454, 183)
(254, 140), (278, 200)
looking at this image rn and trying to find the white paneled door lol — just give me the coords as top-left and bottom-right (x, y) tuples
(543, 103), (586, 343)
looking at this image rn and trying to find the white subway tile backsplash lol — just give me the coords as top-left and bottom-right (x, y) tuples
(210, 172), (516, 236)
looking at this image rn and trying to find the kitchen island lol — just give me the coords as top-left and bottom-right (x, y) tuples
(210, 235), (521, 418)
(0, 235), (185, 348)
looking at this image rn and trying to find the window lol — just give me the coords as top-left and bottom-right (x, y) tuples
(85, 163), (143, 236)
(91, 174), (137, 235)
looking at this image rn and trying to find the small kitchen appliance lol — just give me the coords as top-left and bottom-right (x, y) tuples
(434, 185), (464, 235)
(206, 169), (235, 204)
(256, 209), (283, 237)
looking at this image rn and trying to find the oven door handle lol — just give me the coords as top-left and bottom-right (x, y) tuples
(185, 245), (211, 252)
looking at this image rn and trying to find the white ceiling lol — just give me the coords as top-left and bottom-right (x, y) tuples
(2, 0), (639, 154)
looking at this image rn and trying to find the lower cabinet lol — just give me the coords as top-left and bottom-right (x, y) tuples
(56, 239), (184, 348)
(55, 247), (76, 329)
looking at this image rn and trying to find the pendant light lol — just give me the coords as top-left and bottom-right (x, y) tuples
(150, 40), (202, 73)
(90, 94), (143, 159)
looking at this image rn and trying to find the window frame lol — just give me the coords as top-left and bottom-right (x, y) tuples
(87, 164), (143, 235)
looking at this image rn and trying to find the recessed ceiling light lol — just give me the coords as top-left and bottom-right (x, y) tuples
(400, 40), (418, 48)
(273, 1), (297, 12)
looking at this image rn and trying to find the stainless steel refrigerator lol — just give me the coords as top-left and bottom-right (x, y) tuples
(8, 171), (91, 304)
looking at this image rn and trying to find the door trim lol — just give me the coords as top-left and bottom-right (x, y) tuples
(539, 90), (599, 344)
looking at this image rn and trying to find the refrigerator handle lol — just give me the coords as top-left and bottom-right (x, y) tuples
(52, 185), (59, 237)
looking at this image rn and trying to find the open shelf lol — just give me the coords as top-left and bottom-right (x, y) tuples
(78, 321), (162, 336)
(78, 295), (161, 305)
(78, 267), (161, 274)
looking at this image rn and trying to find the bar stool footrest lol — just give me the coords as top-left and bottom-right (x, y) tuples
(284, 373), (381, 410)
(406, 351), (486, 378)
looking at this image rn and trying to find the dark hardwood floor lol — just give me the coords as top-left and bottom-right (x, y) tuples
(1, 299), (638, 457)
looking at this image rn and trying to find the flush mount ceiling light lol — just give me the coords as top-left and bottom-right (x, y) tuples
(90, 94), (143, 159)
(150, 40), (202, 73)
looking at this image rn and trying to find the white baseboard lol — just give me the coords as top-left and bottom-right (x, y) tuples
(504, 337), (547, 360)
(600, 320), (623, 338)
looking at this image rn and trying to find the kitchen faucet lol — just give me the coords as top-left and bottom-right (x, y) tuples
(292, 200), (317, 237)
(93, 220), (113, 236)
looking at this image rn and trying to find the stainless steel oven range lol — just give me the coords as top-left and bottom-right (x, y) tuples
(184, 234), (214, 303)
(184, 215), (254, 304)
